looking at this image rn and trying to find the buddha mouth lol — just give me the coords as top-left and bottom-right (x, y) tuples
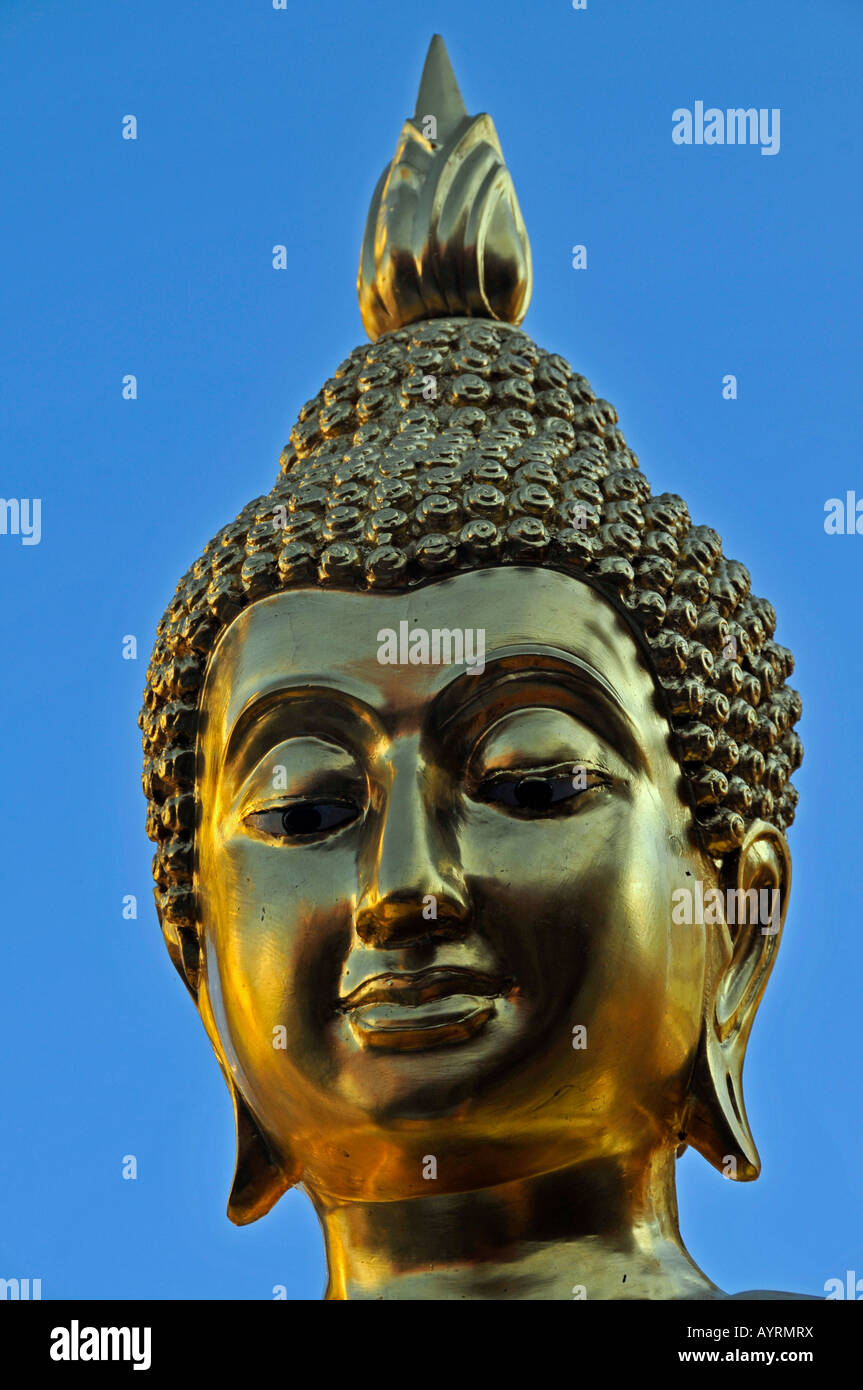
(338, 967), (511, 1051)
(340, 966), (507, 1010)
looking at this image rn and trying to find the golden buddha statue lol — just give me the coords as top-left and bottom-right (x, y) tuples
(140, 37), (805, 1300)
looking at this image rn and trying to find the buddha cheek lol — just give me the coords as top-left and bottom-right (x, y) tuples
(200, 834), (355, 1111)
(470, 794), (700, 1100)
(559, 817), (705, 1097)
(579, 808), (706, 1086)
(451, 809), (611, 1080)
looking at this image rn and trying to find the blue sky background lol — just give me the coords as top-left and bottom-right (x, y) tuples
(1, 0), (860, 1299)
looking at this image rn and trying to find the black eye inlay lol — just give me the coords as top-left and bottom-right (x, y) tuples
(283, 802), (358, 835)
(246, 802), (359, 838)
(512, 776), (554, 810)
(478, 771), (606, 813)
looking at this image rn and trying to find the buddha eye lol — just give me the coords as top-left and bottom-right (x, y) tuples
(244, 801), (359, 840)
(475, 768), (609, 815)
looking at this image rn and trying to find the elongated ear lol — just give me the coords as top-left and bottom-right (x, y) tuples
(196, 958), (302, 1224)
(683, 819), (791, 1181)
(155, 892), (201, 1001)
(226, 1081), (300, 1226)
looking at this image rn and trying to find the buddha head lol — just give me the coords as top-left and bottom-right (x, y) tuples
(140, 38), (802, 1299)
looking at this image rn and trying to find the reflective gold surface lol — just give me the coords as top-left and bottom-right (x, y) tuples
(140, 33), (804, 1299)
(194, 568), (789, 1299)
(358, 35), (532, 339)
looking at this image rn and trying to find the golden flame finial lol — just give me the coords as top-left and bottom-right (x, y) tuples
(358, 34), (533, 341)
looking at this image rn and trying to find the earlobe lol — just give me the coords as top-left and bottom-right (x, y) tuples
(156, 897), (201, 1001)
(195, 957), (302, 1224)
(682, 1023), (762, 1180)
(682, 820), (791, 1181)
(227, 1082), (300, 1225)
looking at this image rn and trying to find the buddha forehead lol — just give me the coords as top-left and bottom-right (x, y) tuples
(201, 567), (677, 780)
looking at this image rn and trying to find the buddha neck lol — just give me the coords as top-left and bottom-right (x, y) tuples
(308, 1148), (721, 1301)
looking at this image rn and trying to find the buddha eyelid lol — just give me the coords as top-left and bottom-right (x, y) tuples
(477, 761), (612, 782)
(436, 659), (646, 774)
(469, 761), (613, 796)
(232, 760), (365, 817)
(242, 791), (357, 813)
(223, 691), (377, 778)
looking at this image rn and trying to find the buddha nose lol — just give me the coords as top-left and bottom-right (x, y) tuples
(354, 741), (470, 948)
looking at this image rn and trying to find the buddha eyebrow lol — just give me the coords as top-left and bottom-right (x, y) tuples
(223, 686), (375, 773)
(434, 651), (648, 772)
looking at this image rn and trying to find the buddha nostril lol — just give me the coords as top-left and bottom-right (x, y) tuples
(355, 890), (469, 945)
